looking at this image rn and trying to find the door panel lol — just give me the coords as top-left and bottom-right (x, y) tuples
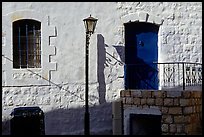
(125, 22), (159, 90)
(136, 32), (158, 64)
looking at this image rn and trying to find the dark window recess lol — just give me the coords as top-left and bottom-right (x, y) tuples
(13, 19), (41, 68)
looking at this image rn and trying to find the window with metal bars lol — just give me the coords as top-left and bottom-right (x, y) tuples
(13, 19), (41, 68)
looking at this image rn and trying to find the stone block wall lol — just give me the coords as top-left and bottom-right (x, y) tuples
(117, 2), (202, 63)
(120, 90), (202, 135)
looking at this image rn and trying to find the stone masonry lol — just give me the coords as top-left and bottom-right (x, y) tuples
(120, 90), (202, 135)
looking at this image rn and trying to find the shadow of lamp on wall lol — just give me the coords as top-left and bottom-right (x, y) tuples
(83, 15), (98, 135)
(97, 34), (107, 105)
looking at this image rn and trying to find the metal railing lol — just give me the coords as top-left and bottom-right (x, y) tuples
(124, 62), (202, 90)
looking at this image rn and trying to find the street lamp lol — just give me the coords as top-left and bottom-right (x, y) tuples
(83, 15), (98, 135)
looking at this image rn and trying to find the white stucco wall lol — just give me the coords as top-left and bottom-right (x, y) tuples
(2, 2), (202, 135)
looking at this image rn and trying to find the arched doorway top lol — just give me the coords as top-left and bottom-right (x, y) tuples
(121, 12), (164, 26)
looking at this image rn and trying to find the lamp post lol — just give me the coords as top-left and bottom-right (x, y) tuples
(83, 15), (98, 135)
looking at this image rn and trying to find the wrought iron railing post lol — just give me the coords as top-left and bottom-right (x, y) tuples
(182, 62), (185, 90)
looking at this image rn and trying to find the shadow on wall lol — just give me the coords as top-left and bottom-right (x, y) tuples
(2, 118), (10, 135)
(97, 34), (125, 104)
(2, 102), (112, 135)
(97, 34), (106, 104)
(112, 45), (125, 64)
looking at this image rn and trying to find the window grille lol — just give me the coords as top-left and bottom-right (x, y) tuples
(13, 19), (41, 68)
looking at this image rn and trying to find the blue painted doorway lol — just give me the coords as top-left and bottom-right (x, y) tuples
(124, 22), (159, 90)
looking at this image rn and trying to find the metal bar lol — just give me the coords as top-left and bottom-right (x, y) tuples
(158, 63), (160, 88)
(163, 64), (165, 87)
(168, 63), (170, 87)
(154, 62), (202, 65)
(183, 63), (185, 90)
(26, 24), (29, 67)
(39, 31), (41, 68)
(178, 63), (180, 87)
(84, 32), (90, 135)
(193, 64), (196, 86)
(18, 27), (21, 68)
(173, 64), (175, 87)
(33, 25), (36, 67)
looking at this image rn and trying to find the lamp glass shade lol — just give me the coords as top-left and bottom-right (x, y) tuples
(83, 15), (97, 34)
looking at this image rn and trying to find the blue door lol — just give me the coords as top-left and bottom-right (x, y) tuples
(124, 22), (159, 90)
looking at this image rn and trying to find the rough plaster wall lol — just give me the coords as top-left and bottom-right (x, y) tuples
(2, 86), (113, 135)
(2, 2), (202, 135)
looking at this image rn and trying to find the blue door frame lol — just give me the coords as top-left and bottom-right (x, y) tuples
(124, 22), (159, 90)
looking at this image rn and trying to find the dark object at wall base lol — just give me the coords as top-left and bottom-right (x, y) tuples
(10, 106), (45, 135)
